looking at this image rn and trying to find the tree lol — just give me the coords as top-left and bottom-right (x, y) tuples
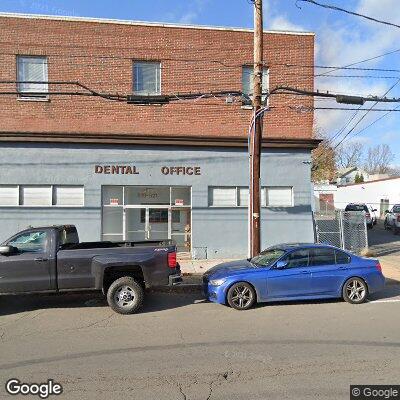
(312, 143), (337, 182)
(364, 144), (394, 174)
(336, 142), (364, 169)
(354, 173), (364, 183)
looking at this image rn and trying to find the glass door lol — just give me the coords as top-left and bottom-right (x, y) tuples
(147, 208), (169, 241)
(171, 208), (191, 252)
(125, 208), (147, 241)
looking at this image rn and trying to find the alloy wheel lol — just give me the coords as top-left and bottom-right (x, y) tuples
(345, 279), (366, 302)
(115, 285), (136, 308)
(230, 285), (253, 309)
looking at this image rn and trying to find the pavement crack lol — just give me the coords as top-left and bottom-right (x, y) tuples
(178, 382), (188, 400)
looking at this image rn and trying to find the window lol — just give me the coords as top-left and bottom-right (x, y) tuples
(133, 61), (161, 95)
(8, 230), (48, 254)
(335, 250), (351, 264)
(54, 186), (84, 206)
(21, 186), (52, 206)
(0, 185), (19, 206)
(283, 249), (310, 268)
(17, 56), (48, 98)
(242, 66), (269, 105)
(265, 187), (293, 207)
(209, 187), (237, 207)
(392, 205), (400, 213)
(251, 248), (286, 267)
(310, 248), (336, 266)
(0, 185), (84, 207)
(209, 186), (293, 207)
(140, 209), (168, 223)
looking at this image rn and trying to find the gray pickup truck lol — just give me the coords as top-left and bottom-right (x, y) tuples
(0, 225), (182, 314)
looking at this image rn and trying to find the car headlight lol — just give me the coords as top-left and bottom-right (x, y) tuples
(209, 278), (227, 286)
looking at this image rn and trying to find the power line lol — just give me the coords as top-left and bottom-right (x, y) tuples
(297, 0), (400, 29)
(332, 79), (400, 149)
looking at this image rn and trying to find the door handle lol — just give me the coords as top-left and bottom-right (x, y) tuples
(301, 270), (310, 274)
(339, 266), (349, 270)
(34, 257), (48, 262)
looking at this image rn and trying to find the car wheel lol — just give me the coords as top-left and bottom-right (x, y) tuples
(367, 223), (373, 230)
(342, 277), (368, 304)
(107, 276), (144, 315)
(227, 282), (256, 310)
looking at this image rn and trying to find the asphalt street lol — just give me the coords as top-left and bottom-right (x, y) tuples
(0, 226), (399, 400)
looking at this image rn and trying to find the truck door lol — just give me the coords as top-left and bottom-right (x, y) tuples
(0, 229), (54, 293)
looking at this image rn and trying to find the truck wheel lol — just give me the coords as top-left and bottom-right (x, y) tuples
(107, 277), (144, 315)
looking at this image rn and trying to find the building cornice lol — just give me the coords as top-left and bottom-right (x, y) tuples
(0, 132), (321, 149)
(0, 12), (315, 36)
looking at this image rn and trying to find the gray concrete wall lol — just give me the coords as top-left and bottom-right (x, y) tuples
(0, 143), (314, 258)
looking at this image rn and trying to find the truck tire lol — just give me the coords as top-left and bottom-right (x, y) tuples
(107, 276), (144, 315)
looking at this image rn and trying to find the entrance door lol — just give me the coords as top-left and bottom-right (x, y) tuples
(125, 207), (169, 242)
(147, 208), (169, 240)
(125, 208), (147, 241)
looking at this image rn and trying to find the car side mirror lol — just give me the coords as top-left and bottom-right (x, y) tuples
(276, 260), (288, 269)
(385, 210), (389, 214)
(0, 245), (14, 256)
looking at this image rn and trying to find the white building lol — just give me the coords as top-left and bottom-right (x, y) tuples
(334, 177), (400, 216)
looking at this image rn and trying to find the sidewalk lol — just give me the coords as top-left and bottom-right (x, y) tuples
(379, 255), (400, 284)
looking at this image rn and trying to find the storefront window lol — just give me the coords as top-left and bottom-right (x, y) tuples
(102, 186), (123, 206)
(125, 186), (170, 205)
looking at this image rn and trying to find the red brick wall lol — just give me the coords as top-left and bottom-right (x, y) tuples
(0, 15), (314, 140)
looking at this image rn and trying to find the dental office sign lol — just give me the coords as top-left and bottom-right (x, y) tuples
(94, 165), (202, 176)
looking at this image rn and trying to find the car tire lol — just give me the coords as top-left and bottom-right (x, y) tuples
(342, 277), (368, 304)
(107, 276), (144, 315)
(227, 282), (256, 310)
(367, 223), (373, 230)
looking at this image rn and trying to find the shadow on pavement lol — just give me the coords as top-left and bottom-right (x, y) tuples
(368, 223), (400, 257)
(0, 290), (205, 317)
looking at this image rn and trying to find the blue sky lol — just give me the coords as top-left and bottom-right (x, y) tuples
(1, 0), (400, 166)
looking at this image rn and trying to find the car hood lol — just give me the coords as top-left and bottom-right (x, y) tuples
(205, 259), (255, 279)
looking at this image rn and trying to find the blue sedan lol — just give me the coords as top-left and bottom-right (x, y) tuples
(203, 244), (385, 310)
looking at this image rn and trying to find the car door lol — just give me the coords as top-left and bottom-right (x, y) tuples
(310, 247), (349, 296)
(0, 229), (54, 293)
(267, 249), (312, 299)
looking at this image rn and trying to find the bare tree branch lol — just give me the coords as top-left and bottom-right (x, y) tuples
(364, 144), (395, 174)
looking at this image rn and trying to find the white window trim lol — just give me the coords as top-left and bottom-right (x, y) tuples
(209, 186), (294, 208)
(264, 186), (294, 208)
(16, 55), (49, 100)
(132, 61), (162, 96)
(0, 185), (85, 207)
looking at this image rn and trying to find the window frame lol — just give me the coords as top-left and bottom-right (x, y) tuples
(16, 55), (49, 100)
(7, 229), (49, 254)
(0, 185), (84, 208)
(133, 61), (161, 96)
(241, 65), (270, 106)
(209, 186), (294, 208)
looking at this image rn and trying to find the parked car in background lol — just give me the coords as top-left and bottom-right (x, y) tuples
(203, 243), (385, 310)
(0, 225), (181, 314)
(344, 203), (377, 229)
(384, 204), (400, 235)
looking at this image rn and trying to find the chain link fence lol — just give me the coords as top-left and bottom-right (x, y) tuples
(313, 210), (368, 254)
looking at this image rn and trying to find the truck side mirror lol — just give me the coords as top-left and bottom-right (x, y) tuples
(0, 245), (13, 256)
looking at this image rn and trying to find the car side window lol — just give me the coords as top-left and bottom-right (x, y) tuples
(310, 248), (336, 266)
(393, 206), (400, 213)
(7, 231), (48, 254)
(283, 249), (309, 268)
(335, 250), (351, 264)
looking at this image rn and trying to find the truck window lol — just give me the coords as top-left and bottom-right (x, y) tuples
(8, 231), (48, 254)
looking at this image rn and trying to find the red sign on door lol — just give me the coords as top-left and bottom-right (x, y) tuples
(110, 198), (119, 206)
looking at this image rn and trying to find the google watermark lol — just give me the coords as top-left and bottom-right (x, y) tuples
(5, 379), (63, 399)
(351, 385), (400, 400)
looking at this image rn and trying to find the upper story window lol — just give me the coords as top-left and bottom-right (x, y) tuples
(17, 56), (48, 98)
(242, 65), (269, 105)
(133, 61), (161, 95)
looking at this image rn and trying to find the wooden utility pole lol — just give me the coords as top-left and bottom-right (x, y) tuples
(249, 0), (263, 257)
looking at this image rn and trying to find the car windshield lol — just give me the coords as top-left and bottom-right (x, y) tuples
(251, 249), (286, 267)
(345, 204), (367, 212)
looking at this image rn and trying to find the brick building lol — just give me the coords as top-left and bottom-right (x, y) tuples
(0, 13), (318, 258)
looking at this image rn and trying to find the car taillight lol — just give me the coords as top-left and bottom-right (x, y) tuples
(375, 261), (382, 272)
(397, 215), (400, 222)
(168, 252), (177, 268)
(365, 213), (370, 218)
